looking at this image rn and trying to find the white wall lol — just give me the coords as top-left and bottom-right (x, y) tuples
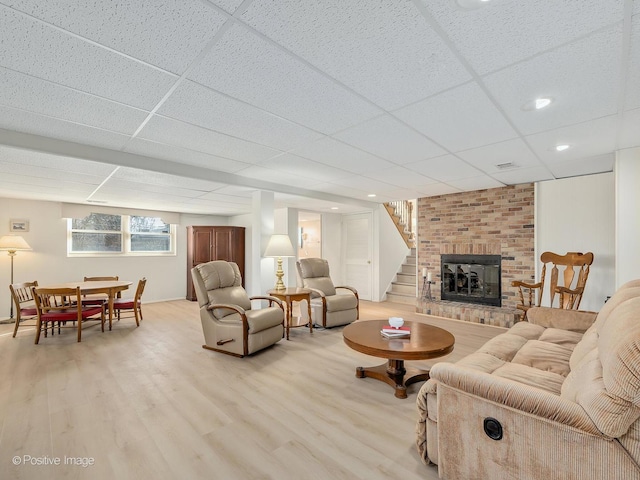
(536, 172), (615, 311)
(0, 197), (228, 320)
(615, 149), (640, 288)
(376, 205), (411, 302)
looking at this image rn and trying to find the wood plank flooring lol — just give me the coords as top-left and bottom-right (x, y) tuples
(0, 299), (505, 480)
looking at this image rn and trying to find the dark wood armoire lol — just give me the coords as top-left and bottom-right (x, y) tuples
(186, 226), (245, 301)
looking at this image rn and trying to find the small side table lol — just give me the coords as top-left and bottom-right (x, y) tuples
(267, 287), (313, 340)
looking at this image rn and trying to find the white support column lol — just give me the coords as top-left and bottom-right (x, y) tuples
(250, 190), (274, 297)
(615, 149), (640, 288)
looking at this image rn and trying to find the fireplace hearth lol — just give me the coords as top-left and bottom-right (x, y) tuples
(441, 254), (501, 307)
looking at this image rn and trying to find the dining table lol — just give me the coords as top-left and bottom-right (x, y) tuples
(38, 280), (132, 329)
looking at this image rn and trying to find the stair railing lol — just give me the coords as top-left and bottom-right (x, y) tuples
(384, 200), (416, 249)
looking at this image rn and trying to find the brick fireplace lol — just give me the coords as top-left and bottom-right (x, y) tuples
(416, 184), (535, 327)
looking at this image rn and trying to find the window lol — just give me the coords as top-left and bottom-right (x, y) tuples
(68, 213), (175, 256)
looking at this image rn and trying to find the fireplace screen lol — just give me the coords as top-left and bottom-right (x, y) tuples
(441, 254), (501, 307)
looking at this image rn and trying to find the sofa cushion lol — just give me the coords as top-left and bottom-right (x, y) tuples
(511, 340), (574, 377)
(492, 363), (566, 394)
(562, 296), (640, 437)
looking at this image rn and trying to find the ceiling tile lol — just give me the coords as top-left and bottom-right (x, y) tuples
(137, 115), (279, 164)
(124, 138), (251, 173)
(240, 0), (471, 110)
(363, 166), (438, 188)
(624, 17), (640, 110)
(0, 67), (149, 135)
(546, 153), (615, 179)
(395, 82), (518, 152)
(111, 167), (226, 192)
(234, 165), (320, 187)
(526, 115), (618, 163)
(416, 182), (461, 197)
(0, 145), (116, 176)
(484, 26), (622, 135)
(1, 0), (227, 74)
(255, 153), (355, 184)
(208, 0), (245, 15)
(0, 105), (131, 151)
(447, 175), (505, 191)
(189, 24), (382, 134)
(424, 0), (624, 75)
(406, 155), (484, 182)
(0, 8), (177, 110)
(456, 138), (544, 174)
(290, 137), (394, 173)
(158, 80), (324, 151)
(334, 114), (446, 163)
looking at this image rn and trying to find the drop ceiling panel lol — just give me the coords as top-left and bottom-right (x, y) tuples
(0, 0), (227, 74)
(334, 114), (446, 163)
(124, 138), (251, 173)
(306, 182), (371, 199)
(111, 167), (227, 192)
(395, 82), (518, 152)
(484, 26), (622, 135)
(256, 153), (358, 183)
(546, 153), (615, 179)
(229, 165), (318, 186)
(425, 0), (624, 75)
(0, 67), (150, 135)
(210, 0), (245, 15)
(291, 137), (394, 173)
(456, 138), (544, 174)
(406, 155), (484, 182)
(0, 106), (131, 151)
(0, 8), (177, 110)
(0, 145), (116, 176)
(240, 0), (471, 110)
(492, 166), (554, 184)
(447, 175), (505, 192)
(158, 81), (323, 151)
(363, 166), (438, 188)
(416, 182), (461, 196)
(137, 115), (279, 164)
(327, 174), (400, 195)
(624, 18), (640, 110)
(526, 115), (618, 163)
(189, 24), (382, 134)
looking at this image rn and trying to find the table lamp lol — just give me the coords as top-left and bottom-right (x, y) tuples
(264, 234), (295, 291)
(0, 234), (32, 319)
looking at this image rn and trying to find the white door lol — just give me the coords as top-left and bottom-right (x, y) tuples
(342, 212), (372, 301)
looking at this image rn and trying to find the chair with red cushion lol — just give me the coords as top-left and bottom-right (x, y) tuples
(111, 278), (146, 327)
(9, 281), (39, 338)
(32, 286), (105, 344)
(80, 275), (119, 307)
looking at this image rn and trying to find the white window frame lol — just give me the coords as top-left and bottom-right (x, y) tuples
(67, 215), (176, 257)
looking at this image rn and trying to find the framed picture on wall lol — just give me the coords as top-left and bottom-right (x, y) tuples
(10, 219), (29, 232)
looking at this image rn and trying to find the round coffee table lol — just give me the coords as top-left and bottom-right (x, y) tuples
(343, 320), (455, 399)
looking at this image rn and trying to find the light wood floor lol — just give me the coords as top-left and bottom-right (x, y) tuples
(0, 299), (505, 480)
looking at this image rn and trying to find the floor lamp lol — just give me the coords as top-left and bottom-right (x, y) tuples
(264, 234), (295, 291)
(0, 234), (32, 320)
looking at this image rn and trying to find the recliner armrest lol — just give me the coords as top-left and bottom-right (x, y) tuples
(335, 285), (358, 296)
(250, 295), (284, 310)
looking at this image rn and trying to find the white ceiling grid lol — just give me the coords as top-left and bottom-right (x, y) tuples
(0, 0), (635, 215)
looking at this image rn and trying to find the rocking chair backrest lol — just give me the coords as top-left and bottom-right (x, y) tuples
(540, 251), (594, 309)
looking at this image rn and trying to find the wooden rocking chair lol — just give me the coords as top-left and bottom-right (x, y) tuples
(512, 251), (594, 320)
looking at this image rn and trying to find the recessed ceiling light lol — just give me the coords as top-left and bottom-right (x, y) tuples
(521, 97), (553, 111)
(535, 98), (552, 109)
(555, 144), (570, 152)
(331, 207), (339, 210)
(367, 194), (376, 198)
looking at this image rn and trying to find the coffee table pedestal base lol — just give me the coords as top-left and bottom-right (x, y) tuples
(355, 359), (430, 399)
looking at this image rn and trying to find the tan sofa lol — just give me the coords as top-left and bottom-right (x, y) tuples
(416, 279), (640, 480)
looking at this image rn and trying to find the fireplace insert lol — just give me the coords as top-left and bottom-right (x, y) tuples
(441, 254), (501, 307)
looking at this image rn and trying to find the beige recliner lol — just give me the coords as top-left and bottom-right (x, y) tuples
(191, 260), (284, 357)
(296, 258), (359, 328)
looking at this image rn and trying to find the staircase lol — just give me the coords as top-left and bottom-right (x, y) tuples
(385, 247), (417, 304)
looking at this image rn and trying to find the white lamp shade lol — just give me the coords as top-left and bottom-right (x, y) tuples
(264, 234), (295, 257)
(0, 235), (32, 252)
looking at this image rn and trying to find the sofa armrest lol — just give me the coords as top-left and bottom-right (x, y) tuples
(430, 362), (602, 435)
(526, 306), (597, 333)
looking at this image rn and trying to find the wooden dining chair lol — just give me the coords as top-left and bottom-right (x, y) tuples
(111, 278), (146, 327)
(81, 276), (119, 306)
(32, 286), (105, 344)
(9, 281), (39, 338)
